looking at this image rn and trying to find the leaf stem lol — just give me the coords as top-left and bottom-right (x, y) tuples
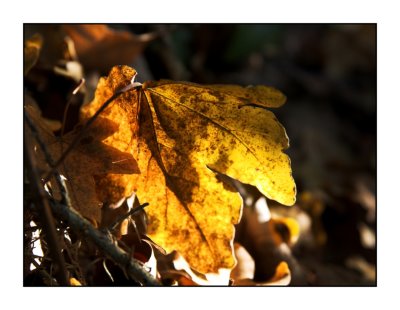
(109, 202), (149, 231)
(61, 78), (86, 137)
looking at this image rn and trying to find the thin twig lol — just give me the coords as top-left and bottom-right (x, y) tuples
(62, 237), (85, 285)
(24, 128), (69, 286)
(43, 82), (140, 183)
(23, 110), (55, 166)
(61, 78), (86, 137)
(29, 260), (59, 286)
(24, 110), (69, 205)
(109, 202), (149, 231)
(102, 259), (114, 282)
(49, 199), (160, 286)
(30, 257), (42, 270)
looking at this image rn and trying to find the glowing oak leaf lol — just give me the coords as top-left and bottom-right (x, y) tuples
(81, 65), (296, 274)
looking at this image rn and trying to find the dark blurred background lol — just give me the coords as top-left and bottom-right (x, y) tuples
(132, 24), (377, 285)
(24, 24), (376, 285)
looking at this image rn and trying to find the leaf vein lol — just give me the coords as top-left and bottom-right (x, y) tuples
(147, 88), (266, 171)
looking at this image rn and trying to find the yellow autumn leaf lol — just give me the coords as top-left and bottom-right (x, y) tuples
(81, 65), (296, 274)
(25, 102), (139, 224)
(69, 277), (82, 286)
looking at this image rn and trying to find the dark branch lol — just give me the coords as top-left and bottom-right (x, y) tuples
(24, 125), (69, 286)
(49, 196), (161, 286)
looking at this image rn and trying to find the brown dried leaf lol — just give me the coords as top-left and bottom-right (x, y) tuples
(63, 25), (156, 72)
(233, 261), (291, 286)
(155, 251), (230, 285)
(24, 25), (73, 66)
(24, 33), (43, 75)
(235, 202), (300, 281)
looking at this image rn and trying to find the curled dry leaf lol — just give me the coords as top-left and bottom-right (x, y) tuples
(230, 243), (255, 280)
(81, 65), (296, 274)
(155, 251), (198, 286)
(155, 251), (230, 285)
(235, 204), (301, 281)
(270, 217), (300, 245)
(62, 24), (157, 72)
(268, 261), (291, 285)
(233, 261), (291, 286)
(25, 103), (139, 224)
(231, 243), (291, 286)
(120, 238), (158, 279)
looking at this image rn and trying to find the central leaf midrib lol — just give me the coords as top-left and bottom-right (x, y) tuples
(141, 89), (216, 262)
